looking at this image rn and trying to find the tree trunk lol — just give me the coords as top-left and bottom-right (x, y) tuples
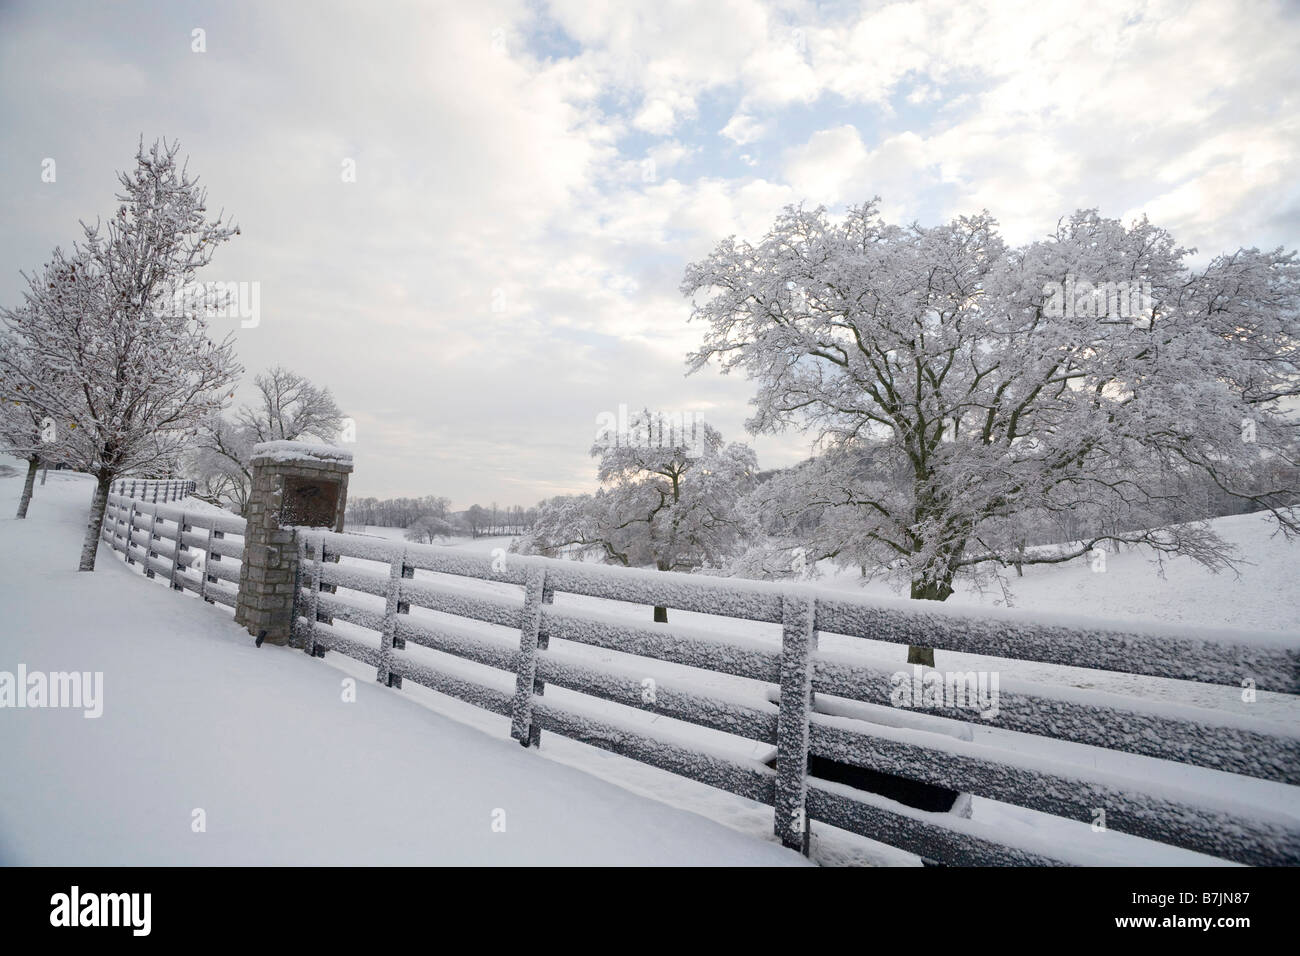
(910, 576), (955, 602)
(906, 644), (935, 667)
(653, 605), (668, 623)
(78, 474), (113, 571)
(907, 576), (954, 666)
(39, 462), (48, 485)
(15, 457), (39, 518)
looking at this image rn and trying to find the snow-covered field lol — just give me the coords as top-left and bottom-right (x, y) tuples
(0, 467), (804, 865)
(2, 464), (1297, 866)
(812, 515), (1300, 633)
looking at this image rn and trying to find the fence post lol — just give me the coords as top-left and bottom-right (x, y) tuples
(510, 567), (548, 747)
(290, 538), (306, 649)
(169, 512), (186, 590)
(200, 525), (215, 603)
(774, 591), (817, 855)
(110, 497), (122, 553)
(101, 498), (113, 547)
(144, 504), (159, 578)
(529, 582), (555, 747)
(395, 556), (414, 616)
(123, 501), (137, 565)
(301, 535), (325, 656)
(377, 547), (407, 688)
(395, 557), (413, 635)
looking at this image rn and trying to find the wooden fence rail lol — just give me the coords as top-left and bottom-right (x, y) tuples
(293, 527), (1300, 867)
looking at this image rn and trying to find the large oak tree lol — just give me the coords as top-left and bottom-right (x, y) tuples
(684, 202), (1299, 663)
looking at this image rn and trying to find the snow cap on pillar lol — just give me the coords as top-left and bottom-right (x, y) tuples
(250, 440), (354, 470)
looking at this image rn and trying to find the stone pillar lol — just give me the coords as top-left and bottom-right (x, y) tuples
(235, 441), (354, 646)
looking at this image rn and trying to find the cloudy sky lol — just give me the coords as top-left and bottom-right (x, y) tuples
(2, 0), (1298, 507)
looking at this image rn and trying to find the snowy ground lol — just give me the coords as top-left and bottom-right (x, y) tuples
(0, 467), (804, 865)
(3, 465), (1296, 866)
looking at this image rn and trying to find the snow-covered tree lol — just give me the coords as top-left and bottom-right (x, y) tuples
(188, 412), (255, 514)
(234, 366), (346, 443)
(0, 328), (75, 518)
(684, 202), (1299, 663)
(515, 413), (757, 621)
(0, 138), (241, 570)
(404, 506), (457, 544)
(465, 504), (489, 537)
(195, 366), (345, 514)
(0, 397), (44, 518)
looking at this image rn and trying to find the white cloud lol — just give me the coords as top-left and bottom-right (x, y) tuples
(783, 125), (871, 203)
(632, 98), (678, 134)
(720, 112), (769, 145)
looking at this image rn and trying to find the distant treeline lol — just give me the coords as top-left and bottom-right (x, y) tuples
(345, 495), (539, 539)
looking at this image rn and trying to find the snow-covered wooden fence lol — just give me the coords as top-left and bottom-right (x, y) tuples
(292, 528), (1300, 867)
(100, 492), (244, 609)
(95, 482), (1299, 865)
(108, 477), (196, 504)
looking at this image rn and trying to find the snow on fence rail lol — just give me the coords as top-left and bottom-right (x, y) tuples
(100, 492), (244, 609)
(108, 478), (196, 504)
(293, 527), (1300, 867)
